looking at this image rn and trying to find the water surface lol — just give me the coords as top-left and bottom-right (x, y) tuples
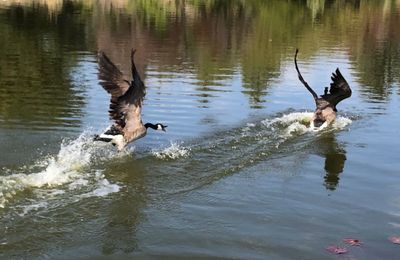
(1, 1), (400, 259)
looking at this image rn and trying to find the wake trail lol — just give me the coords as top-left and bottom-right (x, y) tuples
(142, 111), (353, 195)
(0, 111), (354, 210)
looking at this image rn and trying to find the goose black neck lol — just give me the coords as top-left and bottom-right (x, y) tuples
(145, 123), (158, 130)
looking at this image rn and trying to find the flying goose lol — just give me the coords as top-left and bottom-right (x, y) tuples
(294, 49), (352, 129)
(94, 49), (167, 150)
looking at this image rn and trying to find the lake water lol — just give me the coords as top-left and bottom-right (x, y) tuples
(1, 0), (400, 259)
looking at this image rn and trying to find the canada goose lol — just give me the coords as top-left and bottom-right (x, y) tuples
(294, 49), (352, 129)
(94, 49), (167, 150)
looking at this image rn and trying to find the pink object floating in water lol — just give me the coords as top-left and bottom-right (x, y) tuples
(343, 238), (362, 246)
(389, 236), (400, 244)
(326, 245), (348, 254)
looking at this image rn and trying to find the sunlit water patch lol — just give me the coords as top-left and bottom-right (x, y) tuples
(0, 132), (121, 210)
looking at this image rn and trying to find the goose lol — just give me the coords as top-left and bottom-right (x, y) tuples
(294, 49), (352, 129)
(94, 49), (167, 150)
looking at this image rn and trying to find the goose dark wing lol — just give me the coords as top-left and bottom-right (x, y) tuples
(98, 51), (130, 97)
(127, 49), (145, 108)
(98, 49), (146, 130)
(321, 68), (352, 109)
(117, 50), (146, 134)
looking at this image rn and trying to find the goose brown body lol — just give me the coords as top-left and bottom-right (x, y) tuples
(95, 49), (166, 150)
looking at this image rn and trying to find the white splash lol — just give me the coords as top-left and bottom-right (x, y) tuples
(262, 111), (352, 139)
(91, 179), (120, 197)
(152, 142), (191, 160)
(0, 132), (121, 209)
(241, 122), (257, 136)
(80, 172), (120, 198)
(18, 201), (49, 216)
(284, 121), (310, 137)
(332, 116), (352, 129)
(262, 112), (314, 128)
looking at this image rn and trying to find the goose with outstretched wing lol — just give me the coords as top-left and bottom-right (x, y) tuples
(294, 49), (352, 129)
(94, 49), (167, 150)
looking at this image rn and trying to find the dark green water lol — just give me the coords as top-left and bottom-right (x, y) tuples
(1, 1), (400, 259)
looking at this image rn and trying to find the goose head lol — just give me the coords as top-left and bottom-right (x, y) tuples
(145, 123), (168, 132)
(156, 123), (167, 132)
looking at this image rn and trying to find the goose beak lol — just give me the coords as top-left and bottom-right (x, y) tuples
(162, 125), (168, 132)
